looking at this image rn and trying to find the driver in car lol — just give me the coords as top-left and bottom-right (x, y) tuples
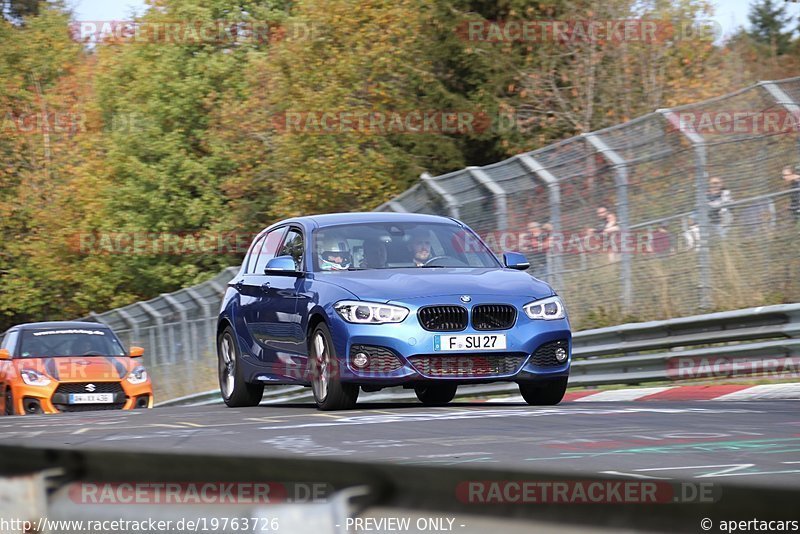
(409, 231), (433, 266)
(318, 237), (352, 271)
(71, 337), (97, 356)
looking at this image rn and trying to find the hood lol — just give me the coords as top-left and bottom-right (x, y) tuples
(17, 356), (131, 381)
(315, 268), (553, 302)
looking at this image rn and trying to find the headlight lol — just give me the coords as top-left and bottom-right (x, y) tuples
(335, 301), (409, 324)
(127, 366), (148, 385)
(523, 296), (566, 320)
(20, 368), (51, 386)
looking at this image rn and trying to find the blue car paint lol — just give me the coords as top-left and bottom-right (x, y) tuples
(218, 212), (571, 387)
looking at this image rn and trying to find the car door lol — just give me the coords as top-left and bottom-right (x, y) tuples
(262, 227), (308, 378)
(239, 227), (287, 365)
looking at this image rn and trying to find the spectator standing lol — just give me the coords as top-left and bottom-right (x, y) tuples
(602, 212), (620, 263)
(524, 221), (547, 275)
(707, 177), (733, 237)
(652, 224), (673, 257)
(683, 217), (700, 251)
(783, 165), (800, 224)
(595, 206), (609, 233)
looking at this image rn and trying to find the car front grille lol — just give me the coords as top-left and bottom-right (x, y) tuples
(472, 304), (517, 330)
(51, 381), (127, 412)
(349, 345), (403, 372)
(418, 306), (468, 332)
(530, 340), (569, 367)
(408, 353), (526, 378)
(54, 382), (124, 395)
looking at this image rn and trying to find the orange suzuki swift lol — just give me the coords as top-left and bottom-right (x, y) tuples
(0, 321), (153, 415)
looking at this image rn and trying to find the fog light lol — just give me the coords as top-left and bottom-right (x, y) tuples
(352, 352), (369, 368)
(23, 398), (43, 414)
(555, 347), (568, 362)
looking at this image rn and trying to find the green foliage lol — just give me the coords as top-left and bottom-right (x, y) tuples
(747, 0), (794, 55)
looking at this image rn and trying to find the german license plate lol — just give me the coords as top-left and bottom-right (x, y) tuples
(434, 334), (506, 351)
(68, 393), (114, 404)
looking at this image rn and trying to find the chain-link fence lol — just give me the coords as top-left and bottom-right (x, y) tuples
(84, 76), (800, 401)
(379, 76), (800, 329)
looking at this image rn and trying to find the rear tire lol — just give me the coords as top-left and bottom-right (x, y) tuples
(519, 377), (568, 406)
(310, 323), (359, 411)
(218, 327), (264, 407)
(415, 383), (458, 405)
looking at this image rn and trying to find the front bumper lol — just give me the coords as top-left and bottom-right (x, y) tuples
(7, 379), (154, 415)
(327, 299), (571, 386)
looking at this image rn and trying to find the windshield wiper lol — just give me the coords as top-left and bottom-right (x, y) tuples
(419, 265), (447, 268)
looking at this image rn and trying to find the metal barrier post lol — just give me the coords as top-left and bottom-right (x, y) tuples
(420, 172), (461, 219)
(584, 133), (632, 313)
(659, 109), (713, 311)
(137, 302), (168, 368)
(760, 80), (800, 171)
(467, 167), (508, 231)
(517, 154), (563, 289)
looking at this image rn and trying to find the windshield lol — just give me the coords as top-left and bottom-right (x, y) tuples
(17, 328), (127, 358)
(313, 222), (501, 271)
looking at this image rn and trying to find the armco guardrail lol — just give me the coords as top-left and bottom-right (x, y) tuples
(158, 302), (800, 407)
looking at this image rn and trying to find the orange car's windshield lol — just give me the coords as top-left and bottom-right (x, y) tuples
(18, 329), (127, 358)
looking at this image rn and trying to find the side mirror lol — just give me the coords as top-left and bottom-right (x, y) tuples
(503, 251), (530, 271)
(265, 255), (303, 276)
(130, 346), (145, 358)
(0, 348), (10, 360)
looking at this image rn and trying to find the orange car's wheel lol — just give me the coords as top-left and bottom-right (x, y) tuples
(4, 389), (15, 416)
(218, 326), (264, 407)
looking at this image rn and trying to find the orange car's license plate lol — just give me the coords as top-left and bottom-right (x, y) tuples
(68, 393), (114, 404)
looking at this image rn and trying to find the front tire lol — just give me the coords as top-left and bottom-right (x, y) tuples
(519, 377), (568, 405)
(415, 384), (457, 405)
(218, 327), (264, 407)
(310, 323), (358, 411)
(4, 389), (15, 416)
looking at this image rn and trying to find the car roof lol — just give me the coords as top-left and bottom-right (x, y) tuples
(11, 321), (110, 331)
(298, 212), (460, 228)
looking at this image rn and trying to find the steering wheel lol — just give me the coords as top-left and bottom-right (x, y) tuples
(423, 255), (451, 266)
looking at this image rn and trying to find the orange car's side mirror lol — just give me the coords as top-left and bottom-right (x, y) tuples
(0, 348), (10, 360)
(129, 346), (145, 358)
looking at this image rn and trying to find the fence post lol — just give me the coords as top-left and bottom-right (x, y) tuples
(759, 80), (800, 167)
(114, 308), (141, 361)
(137, 302), (168, 368)
(659, 109), (713, 311)
(421, 172), (461, 219)
(517, 154), (563, 289)
(186, 287), (216, 359)
(467, 167), (508, 231)
(584, 133), (632, 313)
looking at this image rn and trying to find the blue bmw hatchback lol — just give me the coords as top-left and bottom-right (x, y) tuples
(217, 213), (571, 410)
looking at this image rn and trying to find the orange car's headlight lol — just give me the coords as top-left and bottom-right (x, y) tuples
(127, 366), (148, 385)
(20, 368), (52, 387)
